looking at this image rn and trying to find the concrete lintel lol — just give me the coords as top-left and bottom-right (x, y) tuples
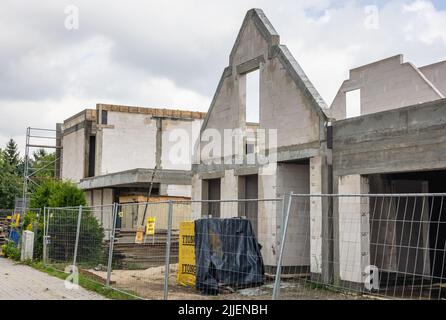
(62, 121), (87, 136)
(192, 144), (321, 174)
(276, 144), (321, 162)
(234, 166), (259, 176)
(198, 171), (226, 180)
(236, 55), (265, 74)
(78, 168), (192, 190)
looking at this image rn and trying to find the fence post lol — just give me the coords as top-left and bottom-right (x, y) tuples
(163, 200), (174, 300)
(72, 205), (83, 268)
(272, 192), (293, 300)
(106, 203), (118, 287)
(43, 207), (47, 266)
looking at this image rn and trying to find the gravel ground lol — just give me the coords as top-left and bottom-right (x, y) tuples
(90, 264), (368, 300)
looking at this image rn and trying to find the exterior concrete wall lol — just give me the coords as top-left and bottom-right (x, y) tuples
(220, 169), (239, 204)
(92, 189), (103, 208)
(100, 111), (157, 175)
(162, 184), (191, 198)
(85, 190), (93, 206)
(276, 163), (310, 267)
(62, 129), (86, 182)
(257, 163), (279, 267)
(310, 156), (323, 273)
(329, 55), (443, 121)
(200, 10), (323, 164)
(260, 56), (320, 148)
(193, 9), (328, 272)
(191, 174), (203, 220)
(88, 188), (113, 240)
(420, 60), (446, 96)
(60, 109), (96, 182)
(337, 174), (370, 285)
(232, 18), (269, 67)
(332, 99), (446, 177)
(161, 118), (202, 170)
(102, 188), (114, 205)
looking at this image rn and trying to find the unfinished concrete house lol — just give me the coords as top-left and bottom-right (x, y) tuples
(191, 9), (331, 277)
(328, 55), (446, 293)
(60, 103), (205, 230)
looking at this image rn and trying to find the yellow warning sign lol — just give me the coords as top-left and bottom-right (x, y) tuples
(11, 213), (20, 226)
(135, 228), (144, 244)
(146, 217), (156, 235)
(177, 221), (196, 287)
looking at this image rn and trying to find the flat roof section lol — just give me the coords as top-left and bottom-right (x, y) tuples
(78, 168), (192, 190)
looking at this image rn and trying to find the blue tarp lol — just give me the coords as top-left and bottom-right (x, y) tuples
(9, 229), (20, 245)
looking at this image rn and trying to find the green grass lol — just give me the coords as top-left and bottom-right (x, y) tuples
(24, 261), (140, 300)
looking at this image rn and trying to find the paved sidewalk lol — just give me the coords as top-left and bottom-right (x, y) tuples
(0, 258), (106, 300)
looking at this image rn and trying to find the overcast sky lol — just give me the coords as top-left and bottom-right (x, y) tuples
(1, 0), (445, 154)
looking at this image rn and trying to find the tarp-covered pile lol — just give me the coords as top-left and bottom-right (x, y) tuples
(195, 218), (265, 295)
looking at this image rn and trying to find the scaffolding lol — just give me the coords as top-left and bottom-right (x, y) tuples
(21, 126), (62, 213)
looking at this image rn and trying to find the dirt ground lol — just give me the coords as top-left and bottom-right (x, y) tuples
(89, 264), (369, 300)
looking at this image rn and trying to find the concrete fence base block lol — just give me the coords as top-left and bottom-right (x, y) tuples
(21, 230), (34, 261)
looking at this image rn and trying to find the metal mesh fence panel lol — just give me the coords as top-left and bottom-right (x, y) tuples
(274, 194), (446, 300)
(163, 199), (283, 300)
(44, 205), (115, 287)
(106, 201), (172, 299)
(42, 193), (445, 300)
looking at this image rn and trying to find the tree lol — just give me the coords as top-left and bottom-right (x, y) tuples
(30, 180), (87, 209)
(0, 150), (22, 208)
(31, 149), (56, 179)
(4, 139), (20, 173)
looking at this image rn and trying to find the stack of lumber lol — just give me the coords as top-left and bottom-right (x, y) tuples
(109, 229), (179, 269)
(0, 216), (8, 246)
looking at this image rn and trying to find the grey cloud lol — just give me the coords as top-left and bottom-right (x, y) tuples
(0, 0), (446, 150)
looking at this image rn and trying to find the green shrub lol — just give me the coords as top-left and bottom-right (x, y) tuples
(30, 180), (103, 266)
(2, 241), (21, 261)
(22, 211), (44, 260)
(46, 208), (104, 266)
(30, 180), (87, 209)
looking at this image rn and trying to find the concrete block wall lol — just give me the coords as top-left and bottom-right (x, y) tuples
(337, 174), (370, 285)
(260, 57), (320, 148)
(192, 9), (328, 273)
(329, 55), (444, 121)
(276, 163), (310, 267)
(419, 60), (446, 96)
(256, 164), (280, 267)
(309, 156), (323, 274)
(162, 184), (192, 198)
(61, 129), (86, 182)
(100, 111), (157, 175)
(161, 118), (202, 171)
(191, 174), (202, 220)
(86, 188), (114, 240)
(200, 10), (323, 163)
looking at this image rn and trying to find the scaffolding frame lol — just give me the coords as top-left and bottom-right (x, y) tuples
(21, 127), (62, 212)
